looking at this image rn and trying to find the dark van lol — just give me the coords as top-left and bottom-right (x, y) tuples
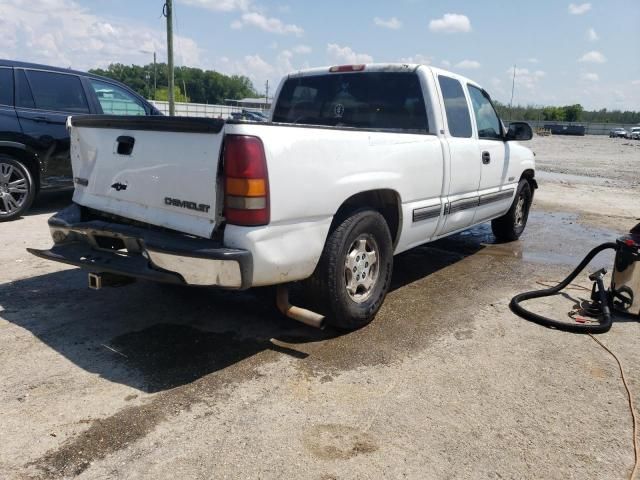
(0, 59), (161, 221)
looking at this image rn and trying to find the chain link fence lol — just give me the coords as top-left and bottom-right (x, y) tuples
(150, 100), (269, 119)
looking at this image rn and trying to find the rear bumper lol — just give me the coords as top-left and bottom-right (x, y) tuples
(28, 204), (253, 289)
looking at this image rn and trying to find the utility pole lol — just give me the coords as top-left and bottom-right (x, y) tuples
(265, 80), (269, 108)
(164, 0), (175, 115)
(508, 64), (516, 121)
(153, 52), (157, 100)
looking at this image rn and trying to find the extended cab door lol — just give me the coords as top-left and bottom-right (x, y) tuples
(435, 74), (480, 236)
(466, 85), (513, 223)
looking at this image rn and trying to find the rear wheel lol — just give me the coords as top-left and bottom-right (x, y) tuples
(491, 179), (532, 242)
(306, 210), (393, 330)
(0, 155), (35, 222)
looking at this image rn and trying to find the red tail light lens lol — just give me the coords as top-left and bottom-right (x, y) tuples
(329, 64), (366, 73)
(223, 135), (270, 226)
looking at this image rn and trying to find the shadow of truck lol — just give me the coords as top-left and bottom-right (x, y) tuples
(0, 228), (486, 393)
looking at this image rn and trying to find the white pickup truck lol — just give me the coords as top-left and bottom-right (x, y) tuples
(29, 63), (536, 330)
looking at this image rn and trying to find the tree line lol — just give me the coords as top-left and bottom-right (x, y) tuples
(89, 63), (257, 104)
(493, 101), (640, 124)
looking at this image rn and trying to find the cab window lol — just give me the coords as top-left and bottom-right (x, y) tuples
(438, 75), (472, 138)
(468, 85), (502, 139)
(273, 72), (429, 132)
(90, 79), (147, 116)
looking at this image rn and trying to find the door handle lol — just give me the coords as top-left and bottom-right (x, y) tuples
(116, 135), (135, 155)
(32, 116), (48, 122)
(482, 151), (491, 165)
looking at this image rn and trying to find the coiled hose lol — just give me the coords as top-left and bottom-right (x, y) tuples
(510, 242), (618, 333)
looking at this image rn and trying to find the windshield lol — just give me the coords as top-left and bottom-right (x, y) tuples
(272, 72), (429, 132)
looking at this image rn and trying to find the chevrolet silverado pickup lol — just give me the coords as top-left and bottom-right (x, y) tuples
(29, 63), (536, 330)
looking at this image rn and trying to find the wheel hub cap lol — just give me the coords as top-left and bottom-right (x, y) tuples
(344, 236), (379, 303)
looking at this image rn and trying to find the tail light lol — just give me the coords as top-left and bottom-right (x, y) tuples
(223, 135), (270, 226)
(329, 64), (366, 73)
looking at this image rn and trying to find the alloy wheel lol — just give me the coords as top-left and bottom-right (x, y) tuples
(0, 162), (29, 217)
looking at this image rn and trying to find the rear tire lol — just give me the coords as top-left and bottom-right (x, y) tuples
(0, 155), (36, 222)
(491, 179), (532, 242)
(306, 210), (393, 330)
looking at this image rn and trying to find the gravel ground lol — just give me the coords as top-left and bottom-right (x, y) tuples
(1, 135), (639, 479)
(530, 134), (640, 188)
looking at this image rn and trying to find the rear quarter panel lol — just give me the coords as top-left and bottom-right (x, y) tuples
(223, 122), (445, 285)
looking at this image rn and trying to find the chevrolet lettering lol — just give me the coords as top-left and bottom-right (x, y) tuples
(164, 197), (211, 213)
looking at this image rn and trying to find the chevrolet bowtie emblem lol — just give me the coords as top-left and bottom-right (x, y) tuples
(111, 182), (127, 191)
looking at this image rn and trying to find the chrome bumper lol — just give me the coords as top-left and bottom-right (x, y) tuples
(28, 204), (252, 289)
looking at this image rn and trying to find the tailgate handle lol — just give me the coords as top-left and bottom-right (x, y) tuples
(116, 136), (135, 155)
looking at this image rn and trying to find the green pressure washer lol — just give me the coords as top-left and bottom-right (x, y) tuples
(511, 223), (640, 333)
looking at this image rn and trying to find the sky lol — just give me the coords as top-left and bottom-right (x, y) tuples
(1, 0), (639, 110)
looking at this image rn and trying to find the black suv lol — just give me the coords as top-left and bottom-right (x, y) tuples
(0, 59), (160, 221)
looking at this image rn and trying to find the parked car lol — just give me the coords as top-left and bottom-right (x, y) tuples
(609, 127), (628, 138)
(30, 63), (536, 330)
(229, 109), (268, 122)
(543, 124), (586, 136)
(0, 59), (161, 221)
(627, 127), (640, 140)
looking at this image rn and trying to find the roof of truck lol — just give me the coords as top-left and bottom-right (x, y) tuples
(285, 62), (483, 91)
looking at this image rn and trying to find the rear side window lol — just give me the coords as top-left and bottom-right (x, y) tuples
(468, 85), (502, 139)
(438, 75), (472, 138)
(15, 70), (35, 109)
(24, 70), (89, 113)
(90, 79), (147, 116)
(0, 68), (13, 106)
(273, 72), (429, 132)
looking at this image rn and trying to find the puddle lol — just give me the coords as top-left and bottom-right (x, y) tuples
(444, 210), (620, 268)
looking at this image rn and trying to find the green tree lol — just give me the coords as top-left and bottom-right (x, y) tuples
(542, 106), (565, 121)
(89, 63), (257, 104)
(562, 104), (583, 122)
(154, 85), (189, 102)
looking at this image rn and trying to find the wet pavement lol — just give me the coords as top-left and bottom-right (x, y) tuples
(0, 190), (638, 479)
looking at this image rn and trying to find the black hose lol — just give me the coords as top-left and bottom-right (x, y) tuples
(510, 242), (618, 333)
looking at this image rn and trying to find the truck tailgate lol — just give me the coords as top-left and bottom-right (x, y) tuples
(69, 116), (224, 238)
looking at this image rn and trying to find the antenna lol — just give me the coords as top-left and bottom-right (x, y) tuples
(509, 64), (516, 121)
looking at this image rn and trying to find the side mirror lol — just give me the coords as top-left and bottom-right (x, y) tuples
(505, 122), (533, 141)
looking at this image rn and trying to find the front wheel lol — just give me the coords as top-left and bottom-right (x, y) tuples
(0, 156), (36, 222)
(306, 210), (393, 330)
(491, 179), (532, 242)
